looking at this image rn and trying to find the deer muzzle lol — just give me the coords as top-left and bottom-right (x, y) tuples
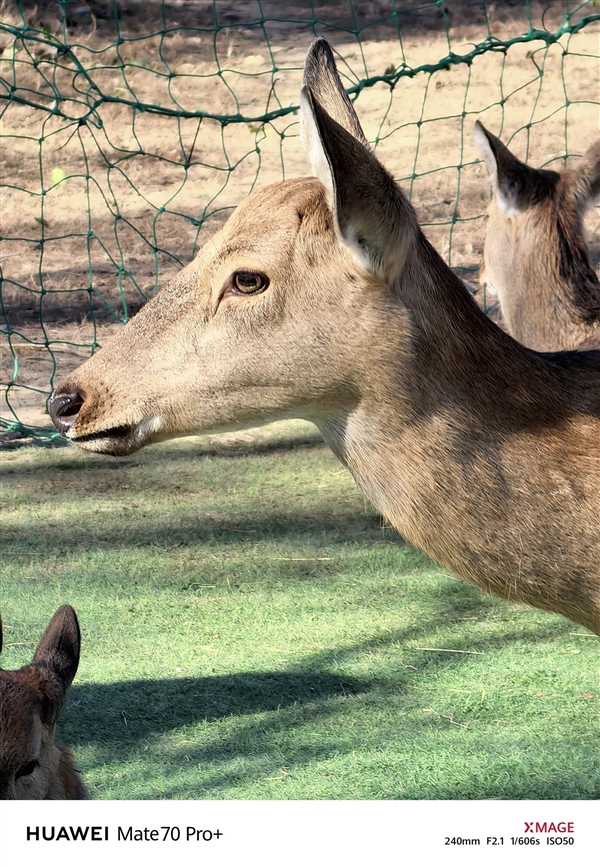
(48, 382), (148, 455)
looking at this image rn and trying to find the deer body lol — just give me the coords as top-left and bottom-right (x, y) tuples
(475, 123), (600, 351)
(49, 41), (600, 635)
(0, 606), (88, 800)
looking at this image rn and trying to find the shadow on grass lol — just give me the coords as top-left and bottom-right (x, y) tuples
(64, 669), (371, 746)
(2, 493), (396, 564)
(62, 641), (595, 800)
(3, 509), (394, 562)
(64, 616), (567, 744)
(57, 590), (583, 800)
(62, 590), (511, 748)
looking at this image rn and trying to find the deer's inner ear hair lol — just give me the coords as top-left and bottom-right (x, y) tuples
(233, 271), (269, 294)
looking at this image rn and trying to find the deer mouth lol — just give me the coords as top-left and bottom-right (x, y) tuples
(49, 388), (162, 455)
(70, 424), (138, 455)
(68, 416), (164, 455)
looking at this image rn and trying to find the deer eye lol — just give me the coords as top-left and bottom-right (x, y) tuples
(15, 759), (39, 779)
(233, 270), (269, 294)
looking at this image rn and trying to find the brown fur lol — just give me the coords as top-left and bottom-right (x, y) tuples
(475, 122), (600, 351)
(0, 606), (88, 800)
(49, 40), (600, 635)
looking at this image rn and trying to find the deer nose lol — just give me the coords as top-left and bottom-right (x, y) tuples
(48, 389), (86, 435)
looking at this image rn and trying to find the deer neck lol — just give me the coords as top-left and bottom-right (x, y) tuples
(512, 205), (600, 349)
(313, 230), (599, 622)
(316, 231), (534, 508)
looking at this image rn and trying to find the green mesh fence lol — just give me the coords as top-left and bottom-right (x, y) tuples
(1, 0), (599, 441)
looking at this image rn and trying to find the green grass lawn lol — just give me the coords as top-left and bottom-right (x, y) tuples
(1, 421), (598, 800)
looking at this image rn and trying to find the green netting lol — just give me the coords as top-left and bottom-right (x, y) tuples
(1, 0), (599, 441)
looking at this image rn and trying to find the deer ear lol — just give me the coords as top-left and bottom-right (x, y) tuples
(300, 85), (417, 283)
(474, 121), (554, 215)
(32, 605), (81, 722)
(571, 139), (600, 214)
(302, 38), (369, 148)
(0, 615), (3, 656)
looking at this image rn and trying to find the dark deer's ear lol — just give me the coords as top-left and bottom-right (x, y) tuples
(0, 615), (3, 656)
(571, 139), (600, 214)
(302, 38), (369, 147)
(474, 121), (557, 214)
(300, 84), (417, 284)
(32, 605), (81, 723)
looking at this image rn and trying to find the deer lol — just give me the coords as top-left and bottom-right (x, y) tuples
(474, 122), (600, 351)
(0, 605), (88, 799)
(47, 39), (600, 636)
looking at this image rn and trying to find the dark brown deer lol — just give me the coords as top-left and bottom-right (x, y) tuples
(48, 40), (600, 635)
(474, 122), (600, 351)
(0, 605), (88, 799)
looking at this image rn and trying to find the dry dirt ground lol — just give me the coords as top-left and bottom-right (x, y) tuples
(1, 0), (599, 432)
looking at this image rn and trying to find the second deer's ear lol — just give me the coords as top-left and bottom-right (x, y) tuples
(474, 121), (555, 215)
(32, 605), (81, 723)
(300, 85), (417, 284)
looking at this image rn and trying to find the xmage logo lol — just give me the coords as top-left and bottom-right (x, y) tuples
(524, 822), (574, 834)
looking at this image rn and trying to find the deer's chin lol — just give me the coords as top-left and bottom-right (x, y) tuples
(69, 415), (163, 456)
(70, 426), (141, 456)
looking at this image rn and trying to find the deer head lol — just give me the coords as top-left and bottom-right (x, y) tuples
(47, 39), (423, 458)
(474, 122), (600, 350)
(0, 605), (88, 800)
